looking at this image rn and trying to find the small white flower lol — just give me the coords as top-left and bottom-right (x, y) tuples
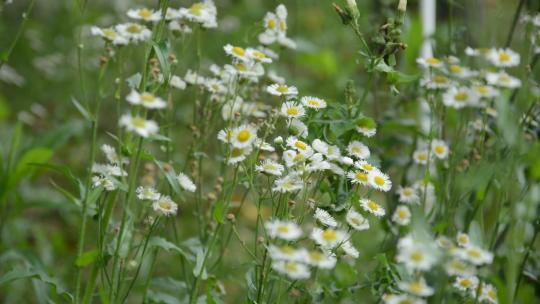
(457, 246), (494, 265)
(286, 137), (312, 155)
(126, 90), (167, 109)
(306, 250), (337, 269)
(280, 101), (305, 119)
(355, 118), (377, 137)
(170, 75), (187, 90)
(310, 227), (347, 249)
(92, 163), (127, 177)
(479, 283), (498, 304)
(177, 173), (196, 192)
(301, 96), (326, 110)
(392, 205), (411, 225)
(255, 160), (284, 176)
(267, 83), (298, 96)
(272, 261), (311, 280)
(442, 86), (480, 109)
(397, 186), (419, 204)
(347, 141), (370, 159)
(486, 48), (520, 67)
(473, 85), (499, 98)
(127, 8), (161, 22)
(272, 172), (303, 193)
(265, 219), (302, 240)
(314, 208), (338, 227)
(354, 160), (377, 173)
(228, 146), (253, 165)
(246, 48), (272, 63)
(152, 195), (178, 216)
(92, 175), (116, 191)
(119, 114), (158, 137)
(396, 239), (438, 271)
(136, 186), (161, 201)
(359, 198), (385, 217)
(340, 240), (360, 258)
(346, 209), (369, 230)
(445, 259), (477, 277)
(289, 118), (308, 138)
(223, 44), (250, 61)
(115, 23), (152, 42)
(384, 295), (425, 304)
(453, 276), (479, 292)
(456, 232), (470, 247)
(179, 1), (218, 28)
(347, 170), (369, 186)
(231, 124), (258, 148)
(486, 71), (522, 88)
(398, 277), (434, 297)
(431, 139), (449, 159)
(90, 26), (128, 45)
(420, 74), (452, 90)
(446, 64), (477, 78)
(268, 245), (305, 262)
(101, 144), (128, 165)
(413, 149), (429, 165)
(368, 170), (392, 192)
(416, 56), (443, 69)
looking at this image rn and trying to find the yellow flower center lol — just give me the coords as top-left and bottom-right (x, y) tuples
(499, 52), (510, 62)
(476, 86), (489, 94)
(308, 99), (320, 107)
(252, 50), (266, 59)
(276, 85), (289, 93)
(374, 176), (386, 186)
(487, 289), (497, 300)
(367, 200), (379, 211)
(102, 28), (117, 39)
(322, 229), (337, 241)
(140, 93), (155, 103)
(237, 130), (251, 142)
(434, 144), (445, 155)
(409, 282), (423, 294)
(350, 217), (362, 225)
(417, 153), (427, 161)
(294, 141), (307, 150)
(403, 188), (413, 196)
(159, 201), (172, 210)
(281, 246), (295, 254)
(189, 3), (203, 16)
(286, 107), (299, 116)
(131, 117), (146, 128)
(398, 209), (408, 219)
(309, 251), (323, 261)
(277, 225), (290, 234)
(126, 24), (142, 33)
(362, 164), (373, 171)
(433, 75), (448, 83)
(231, 148), (243, 157)
(267, 19), (276, 29)
(459, 279), (472, 287)
(280, 20), (287, 31)
(426, 57), (440, 65)
(232, 46), (245, 57)
(285, 262), (298, 272)
(355, 172), (367, 182)
(410, 251), (425, 262)
(449, 65), (462, 73)
(454, 91), (469, 102)
(467, 249), (481, 258)
(138, 8), (153, 18)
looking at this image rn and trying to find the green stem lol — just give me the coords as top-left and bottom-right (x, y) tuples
(0, 0), (35, 69)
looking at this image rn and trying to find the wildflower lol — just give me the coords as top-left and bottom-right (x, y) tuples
(456, 232), (470, 247)
(413, 149), (429, 165)
(359, 198), (385, 217)
(306, 250), (337, 269)
(397, 186), (419, 204)
(231, 124), (258, 148)
(92, 175), (116, 191)
(453, 276), (479, 292)
(479, 283), (498, 304)
(485, 71), (522, 88)
(347, 170), (369, 186)
(329, 163), (346, 176)
(396, 235), (438, 271)
(340, 240), (360, 258)
(228, 146), (253, 164)
(136, 186), (161, 201)
(447, 64), (476, 78)
(255, 160), (284, 176)
(436, 236), (454, 249)
(265, 219), (302, 240)
(420, 74), (452, 89)
(286, 137), (312, 154)
(126, 8), (161, 22)
(179, 0), (218, 28)
(368, 170), (392, 192)
(246, 48), (272, 63)
(126, 90), (167, 109)
(311, 227), (347, 248)
(431, 139), (449, 159)
(90, 26), (128, 45)
(347, 141), (370, 159)
(355, 117), (377, 137)
(289, 118), (308, 138)
(445, 259), (476, 276)
(115, 23), (152, 42)
(92, 164), (127, 177)
(442, 86), (480, 109)
(392, 205), (411, 225)
(346, 209), (369, 230)
(272, 172), (303, 193)
(416, 56), (443, 69)
(258, 4), (296, 49)
(268, 245), (305, 262)
(486, 48), (520, 67)
(398, 277), (434, 297)
(354, 160), (376, 172)
(473, 85), (499, 99)
(223, 44), (250, 62)
(254, 139), (275, 152)
(101, 144), (128, 165)
(119, 114), (158, 137)
(267, 83), (298, 97)
(169, 20), (193, 33)
(314, 208), (338, 227)
(457, 245), (494, 265)
(384, 294), (426, 304)
(177, 173), (196, 192)
(301, 96), (327, 110)
(272, 261), (311, 280)
(152, 196), (178, 216)
(280, 101), (305, 119)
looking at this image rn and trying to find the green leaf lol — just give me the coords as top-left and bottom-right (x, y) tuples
(71, 97), (93, 122)
(213, 200), (225, 224)
(9, 147), (53, 189)
(155, 160), (182, 196)
(75, 250), (99, 267)
(0, 268), (73, 301)
(149, 237), (188, 257)
(193, 248), (208, 279)
(152, 41), (171, 84)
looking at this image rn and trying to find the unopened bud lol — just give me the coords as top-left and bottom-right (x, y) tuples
(398, 0), (407, 13)
(226, 213), (236, 222)
(346, 0), (359, 19)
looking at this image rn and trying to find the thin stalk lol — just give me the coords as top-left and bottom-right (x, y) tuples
(0, 0), (36, 69)
(512, 227), (538, 301)
(505, 0), (525, 47)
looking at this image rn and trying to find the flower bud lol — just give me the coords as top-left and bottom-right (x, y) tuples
(398, 0), (407, 13)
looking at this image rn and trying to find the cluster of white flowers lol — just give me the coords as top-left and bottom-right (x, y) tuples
(522, 13), (540, 54)
(91, 144), (127, 191)
(258, 4), (296, 49)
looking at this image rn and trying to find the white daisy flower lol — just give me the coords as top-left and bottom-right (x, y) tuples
(246, 48), (272, 63)
(392, 205), (411, 225)
(347, 141), (370, 159)
(184, 69), (206, 85)
(286, 137), (312, 154)
(456, 232), (470, 247)
(314, 208), (338, 227)
(272, 261), (311, 280)
(115, 23), (152, 42)
(177, 173), (196, 192)
(306, 250), (337, 269)
(328, 163), (345, 176)
(280, 101), (305, 119)
(136, 186), (161, 201)
(101, 144), (128, 165)
(486, 48), (520, 67)
(163, 8), (182, 20)
(228, 146), (253, 164)
(231, 124), (258, 148)
(90, 26), (128, 45)
(397, 186), (419, 204)
(126, 90), (167, 109)
(254, 139), (275, 152)
(340, 240), (360, 258)
(485, 71), (522, 88)
(267, 70), (285, 84)
(301, 96), (327, 110)
(457, 246), (494, 265)
(413, 149), (429, 165)
(359, 198), (385, 217)
(346, 209), (369, 230)
(169, 20), (193, 33)
(169, 75), (187, 90)
(465, 46), (480, 56)
(217, 128), (233, 144)
(442, 86), (480, 109)
(265, 219), (302, 240)
(347, 170), (369, 186)
(396, 238), (438, 271)
(447, 64), (476, 78)
(272, 172), (303, 193)
(179, 1), (218, 28)
(453, 276), (479, 292)
(416, 56), (443, 69)
(92, 164), (127, 177)
(368, 170), (392, 192)
(119, 114), (158, 137)
(384, 295), (425, 304)
(268, 245), (305, 262)
(398, 277), (434, 297)
(445, 259), (477, 277)
(326, 145), (342, 161)
(267, 83), (298, 97)
(310, 227), (347, 249)
(431, 139), (449, 159)
(152, 195), (178, 216)
(282, 150), (303, 167)
(223, 44), (249, 62)
(354, 160), (377, 172)
(479, 283), (498, 304)
(289, 118), (308, 138)
(436, 236), (454, 249)
(255, 160), (284, 176)
(92, 175), (116, 191)
(420, 74), (452, 90)
(355, 117), (377, 137)
(473, 85), (499, 98)
(127, 8), (161, 22)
